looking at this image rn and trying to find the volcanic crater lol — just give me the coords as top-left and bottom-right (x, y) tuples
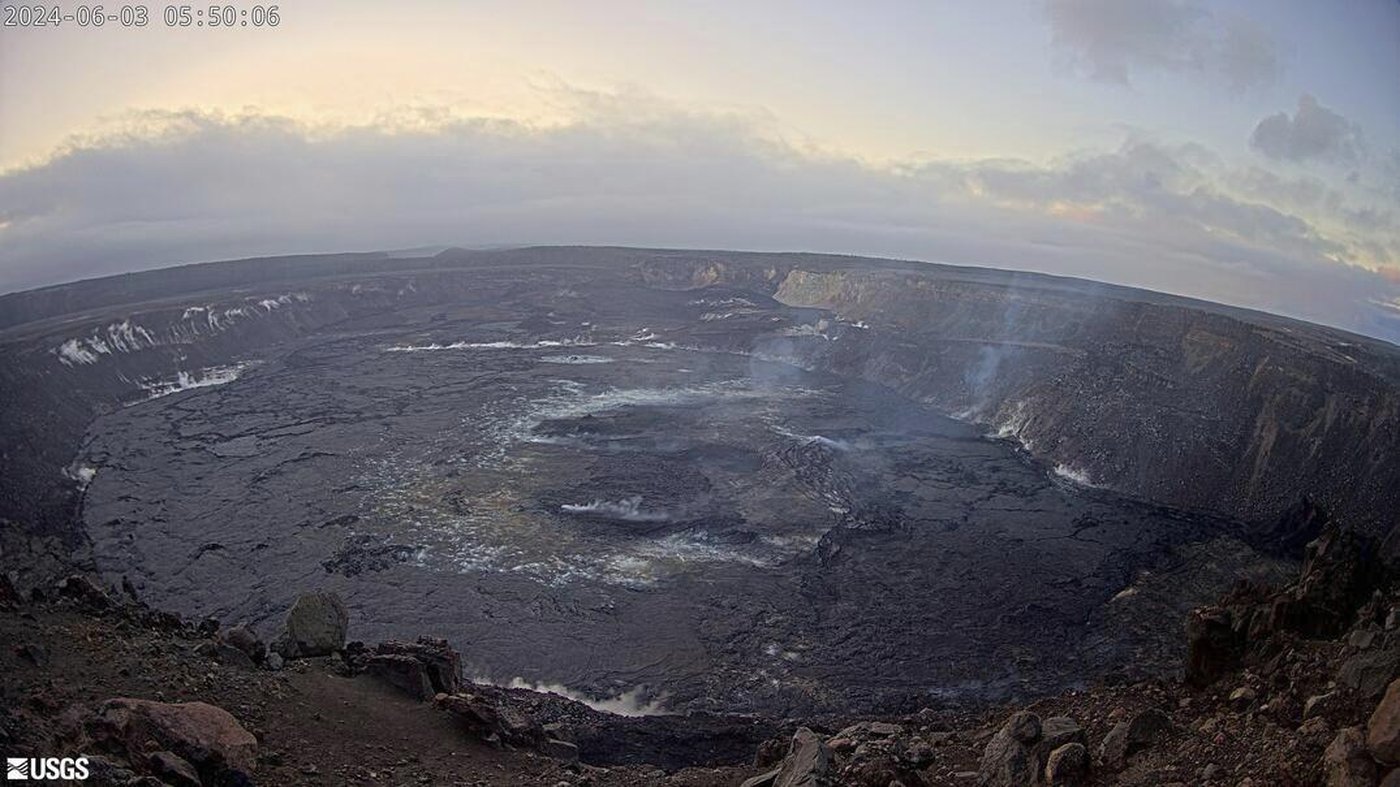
(3, 246), (1396, 718)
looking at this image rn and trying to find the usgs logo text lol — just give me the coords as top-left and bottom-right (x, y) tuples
(6, 757), (89, 781)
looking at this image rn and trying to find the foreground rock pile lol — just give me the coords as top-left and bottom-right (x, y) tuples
(728, 512), (1400, 786)
(0, 572), (765, 785)
(4, 502), (1400, 785)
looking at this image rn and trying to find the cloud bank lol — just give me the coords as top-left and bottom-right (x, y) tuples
(0, 98), (1397, 342)
(1045, 0), (1278, 90)
(1251, 94), (1367, 165)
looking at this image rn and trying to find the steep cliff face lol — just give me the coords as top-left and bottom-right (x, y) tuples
(664, 261), (1400, 537)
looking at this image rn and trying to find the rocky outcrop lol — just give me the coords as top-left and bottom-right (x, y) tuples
(1186, 517), (1384, 687)
(436, 691), (544, 747)
(349, 636), (461, 700)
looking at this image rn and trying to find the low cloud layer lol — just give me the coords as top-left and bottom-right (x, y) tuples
(1045, 0), (1277, 90)
(0, 100), (1397, 342)
(1251, 94), (1367, 165)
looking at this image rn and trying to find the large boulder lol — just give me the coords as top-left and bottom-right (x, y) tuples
(85, 698), (257, 782)
(1340, 646), (1400, 700)
(1369, 679), (1400, 765)
(773, 727), (832, 787)
(979, 711), (1042, 787)
(275, 592), (348, 658)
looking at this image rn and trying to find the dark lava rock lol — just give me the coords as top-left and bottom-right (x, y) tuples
(274, 592), (347, 658)
(1289, 523), (1383, 639)
(740, 768), (782, 787)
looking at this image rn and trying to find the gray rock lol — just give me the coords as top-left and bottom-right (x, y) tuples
(276, 592), (348, 658)
(1339, 646), (1400, 700)
(1099, 709), (1172, 770)
(980, 711), (1043, 787)
(775, 727), (833, 787)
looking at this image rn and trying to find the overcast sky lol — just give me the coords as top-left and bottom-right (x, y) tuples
(1, 1), (1398, 340)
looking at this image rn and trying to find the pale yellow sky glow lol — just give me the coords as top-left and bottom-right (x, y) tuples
(2, 0), (1398, 340)
(1, 1), (1094, 169)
